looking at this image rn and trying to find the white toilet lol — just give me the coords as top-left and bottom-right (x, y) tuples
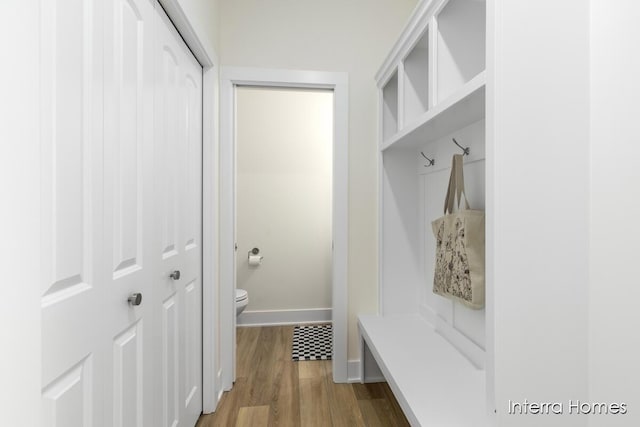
(235, 289), (248, 316)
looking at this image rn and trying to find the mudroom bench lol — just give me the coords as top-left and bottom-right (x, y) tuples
(358, 314), (493, 427)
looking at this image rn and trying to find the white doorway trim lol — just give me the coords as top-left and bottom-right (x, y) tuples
(220, 67), (349, 388)
(157, 0), (220, 414)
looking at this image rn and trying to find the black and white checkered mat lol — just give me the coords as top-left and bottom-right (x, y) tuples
(292, 324), (333, 361)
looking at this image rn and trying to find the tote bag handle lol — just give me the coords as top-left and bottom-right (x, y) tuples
(443, 154), (470, 214)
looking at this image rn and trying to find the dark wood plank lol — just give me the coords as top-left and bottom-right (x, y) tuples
(236, 326), (260, 380)
(324, 376), (366, 425)
(352, 382), (387, 400)
(197, 377), (249, 427)
(299, 376), (332, 427)
(267, 359), (300, 426)
(246, 327), (280, 406)
(380, 382), (411, 426)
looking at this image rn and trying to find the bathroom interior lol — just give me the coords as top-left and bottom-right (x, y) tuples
(234, 86), (334, 325)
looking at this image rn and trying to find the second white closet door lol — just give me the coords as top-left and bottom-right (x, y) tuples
(103, 0), (157, 425)
(153, 5), (203, 427)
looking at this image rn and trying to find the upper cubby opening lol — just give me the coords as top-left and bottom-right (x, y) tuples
(436, 0), (486, 103)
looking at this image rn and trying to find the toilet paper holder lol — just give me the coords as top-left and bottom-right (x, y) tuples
(247, 247), (263, 266)
(247, 247), (262, 259)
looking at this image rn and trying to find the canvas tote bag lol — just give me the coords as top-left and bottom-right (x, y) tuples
(431, 154), (485, 309)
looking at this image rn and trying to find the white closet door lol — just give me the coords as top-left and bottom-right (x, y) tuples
(40, 0), (163, 426)
(154, 5), (203, 427)
(103, 0), (156, 426)
(41, 1), (202, 426)
(40, 0), (107, 425)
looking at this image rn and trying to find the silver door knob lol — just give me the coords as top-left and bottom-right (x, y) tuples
(128, 293), (142, 306)
(169, 270), (181, 280)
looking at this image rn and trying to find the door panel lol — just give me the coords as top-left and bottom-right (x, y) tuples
(42, 356), (93, 427)
(161, 49), (180, 260)
(161, 295), (179, 427)
(108, 0), (146, 279)
(181, 57), (203, 425)
(112, 322), (143, 427)
(40, 0), (95, 307)
(184, 280), (198, 407)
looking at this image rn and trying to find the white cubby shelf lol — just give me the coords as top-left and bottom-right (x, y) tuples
(362, 0), (494, 425)
(382, 70), (485, 150)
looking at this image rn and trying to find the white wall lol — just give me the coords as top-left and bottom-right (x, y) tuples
(589, 2), (640, 426)
(219, 0), (417, 359)
(235, 87), (333, 314)
(1, 2), (41, 426)
(170, 0), (220, 55)
(490, 0), (590, 425)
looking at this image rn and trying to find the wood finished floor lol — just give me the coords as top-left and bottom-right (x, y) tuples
(196, 325), (410, 427)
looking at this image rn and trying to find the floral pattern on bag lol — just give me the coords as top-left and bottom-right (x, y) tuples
(433, 218), (472, 302)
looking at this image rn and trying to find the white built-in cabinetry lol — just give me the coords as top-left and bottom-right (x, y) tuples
(359, 0), (494, 425)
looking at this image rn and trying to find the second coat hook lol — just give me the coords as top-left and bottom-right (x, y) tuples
(420, 152), (435, 167)
(452, 138), (470, 155)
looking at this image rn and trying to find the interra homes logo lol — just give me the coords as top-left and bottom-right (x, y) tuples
(508, 400), (628, 415)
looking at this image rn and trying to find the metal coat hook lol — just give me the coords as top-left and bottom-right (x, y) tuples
(452, 138), (470, 155)
(420, 152), (435, 167)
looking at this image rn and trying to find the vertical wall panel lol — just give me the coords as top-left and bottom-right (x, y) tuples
(493, 1), (590, 422)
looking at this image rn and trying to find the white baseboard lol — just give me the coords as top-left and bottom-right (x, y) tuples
(236, 308), (331, 327)
(214, 369), (224, 411)
(204, 370), (224, 414)
(347, 359), (385, 383)
(348, 360), (362, 383)
(419, 303), (436, 325)
(420, 303), (485, 370)
(216, 389), (224, 408)
(434, 315), (485, 370)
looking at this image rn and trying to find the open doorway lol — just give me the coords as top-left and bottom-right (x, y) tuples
(235, 86), (333, 326)
(219, 68), (349, 390)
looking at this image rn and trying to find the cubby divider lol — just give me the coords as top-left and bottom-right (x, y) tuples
(403, 29), (429, 126)
(381, 72), (399, 142)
